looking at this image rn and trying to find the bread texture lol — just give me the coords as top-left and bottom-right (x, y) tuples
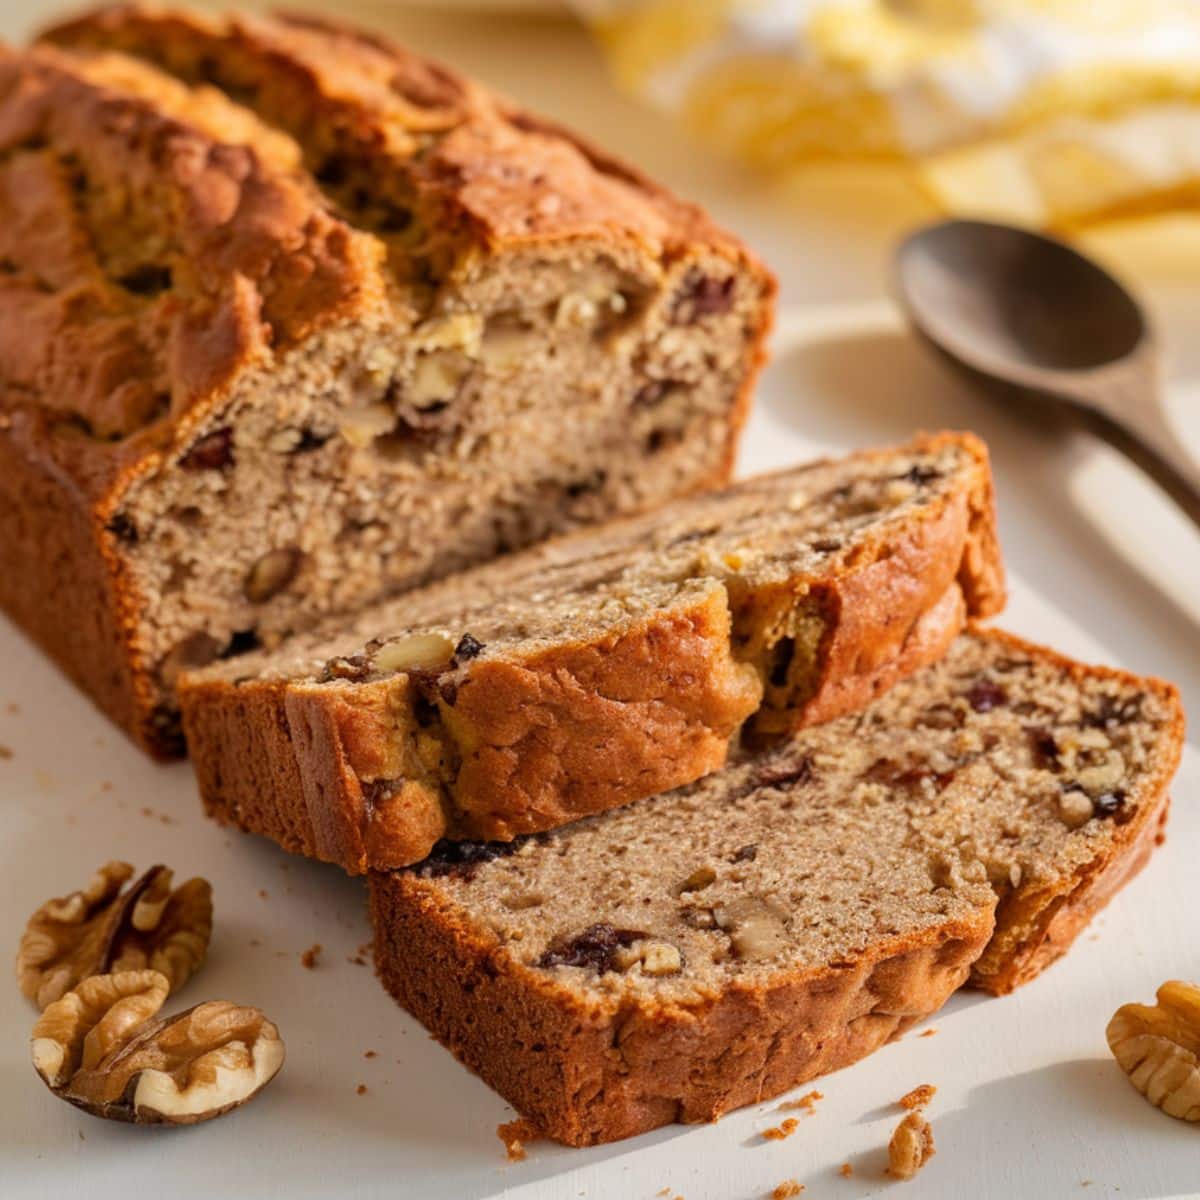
(370, 628), (1183, 1145)
(179, 433), (1003, 872)
(0, 7), (774, 756)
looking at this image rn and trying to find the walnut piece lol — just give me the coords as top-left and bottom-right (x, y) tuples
(713, 897), (789, 962)
(32, 969), (285, 1125)
(1107, 980), (1200, 1121)
(17, 862), (213, 1010)
(888, 1110), (935, 1180)
(372, 632), (456, 674)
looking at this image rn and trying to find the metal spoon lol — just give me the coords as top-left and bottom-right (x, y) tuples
(894, 218), (1200, 529)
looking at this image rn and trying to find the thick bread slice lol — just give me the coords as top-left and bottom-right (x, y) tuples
(180, 433), (1004, 872)
(1, 10), (773, 756)
(370, 628), (1183, 1146)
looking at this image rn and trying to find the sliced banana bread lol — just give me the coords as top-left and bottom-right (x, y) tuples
(370, 629), (1183, 1146)
(0, 9), (773, 756)
(179, 433), (1003, 872)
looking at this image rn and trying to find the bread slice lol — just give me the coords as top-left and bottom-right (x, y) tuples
(0, 10), (773, 756)
(179, 433), (1003, 872)
(370, 628), (1183, 1146)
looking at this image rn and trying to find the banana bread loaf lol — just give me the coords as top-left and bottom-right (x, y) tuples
(370, 628), (1183, 1145)
(0, 8), (773, 756)
(180, 433), (1003, 872)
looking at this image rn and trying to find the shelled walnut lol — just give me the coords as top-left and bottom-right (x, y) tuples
(1107, 981), (1200, 1121)
(17, 862), (212, 1010)
(32, 969), (284, 1125)
(888, 1110), (935, 1180)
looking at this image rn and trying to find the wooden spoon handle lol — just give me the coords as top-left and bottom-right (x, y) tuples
(1081, 409), (1200, 530)
(1071, 351), (1200, 530)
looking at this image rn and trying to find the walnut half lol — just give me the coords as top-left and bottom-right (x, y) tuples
(32, 969), (285, 1125)
(1107, 980), (1200, 1121)
(16, 862), (213, 1010)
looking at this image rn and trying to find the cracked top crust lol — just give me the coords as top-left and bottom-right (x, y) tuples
(4, 4), (763, 491)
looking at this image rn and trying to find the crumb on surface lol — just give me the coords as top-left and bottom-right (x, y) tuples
(771, 1182), (804, 1199)
(100, 780), (112, 792)
(898, 1084), (936, 1110)
(761, 1117), (799, 1141)
(258, 889), (269, 900)
(0, 744), (12, 760)
(497, 1117), (539, 1163)
(249, 938), (261, 947)
(919, 1028), (938, 1038)
(839, 1163), (853, 1178)
(356, 1084), (368, 1096)
(779, 1090), (823, 1113)
(6, 702), (19, 715)
(364, 1050), (377, 1059)
(300, 943), (322, 969)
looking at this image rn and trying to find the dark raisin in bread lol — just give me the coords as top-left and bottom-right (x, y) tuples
(180, 433), (1003, 872)
(0, 8), (774, 755)
(370, 628), (1183, 1146)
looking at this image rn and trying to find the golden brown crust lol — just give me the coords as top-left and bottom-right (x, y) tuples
(368, 627), (1183, 1145)
(1, 9), (773, 755)
(965, 627), (1185, 996)
(369, 877), (991, 1146)
(182, 434), (1005, 873)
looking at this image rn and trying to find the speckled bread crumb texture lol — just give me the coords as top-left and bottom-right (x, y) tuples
(2, 8), (776, 758)
(369, 627), (1183, 1145)
(182, 432), (1002, 872)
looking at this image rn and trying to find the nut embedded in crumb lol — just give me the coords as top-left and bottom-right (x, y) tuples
(898, 1084), (936, 1110)
(761, 1117), (799, 1141)
(771, 1182), (804, 1199)
(497, 1117), (538, 1162)
(888, 1111), (935, 1180)
(1107, 980), (1200, 1121)
(300, 944), (322, 969)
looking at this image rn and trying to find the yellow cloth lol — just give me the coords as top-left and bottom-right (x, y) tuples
(574, 0), (1200, 227)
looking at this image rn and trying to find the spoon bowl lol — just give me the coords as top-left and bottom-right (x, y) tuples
(894, 218), (1198, 528)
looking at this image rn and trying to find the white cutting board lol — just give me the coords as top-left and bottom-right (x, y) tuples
(2, 3), (1198, 1198)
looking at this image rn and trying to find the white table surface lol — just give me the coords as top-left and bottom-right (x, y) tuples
(2, 4), (1198, 1199)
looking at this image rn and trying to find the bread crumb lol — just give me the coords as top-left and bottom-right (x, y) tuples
(0, 744), (12, 760)
(919, 1028), (938, 1038)
(779, 1090), (823, 1113)
(497, 1117), (538, 1162)
(771, 1182), (804, 1199)
(300, 943), (322, 969)
(761, 1117), (799, 1141)
(347, 953), (368, 966)
(249, 938), (261, 947)
(364, 1050), (377, 1059)
(6, 701), (19, 715)
(100, 781), (112, 792)
(356, 1084), (368, 1096)
(888, 1111), (935, 1180)
(258, 889), (269, 900)
(898, 1084), (936, 1110)
(839, 1163), (853, 1177)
